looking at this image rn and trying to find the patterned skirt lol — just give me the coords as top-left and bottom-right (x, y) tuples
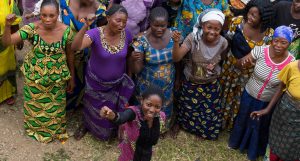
(228, 90), (271, 161)
(23, 78), (68, 143)
(220, 52), (253, 130)
(269, 92), (300, 161)
(177, 79), (222, 140)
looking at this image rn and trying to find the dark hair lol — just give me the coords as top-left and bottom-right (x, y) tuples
(40, 0), (59, 13)
(243, 0), (274, 32)
(141, 85), (165, 104)
(149, 7), (169, 23)
(106, 4), (128, 17)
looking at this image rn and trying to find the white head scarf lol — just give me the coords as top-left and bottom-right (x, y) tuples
(192, 9), (225, 50)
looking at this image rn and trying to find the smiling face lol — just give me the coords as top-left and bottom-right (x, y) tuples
(106, 12), (127, 33)
(150, 17), (168, 38)
(271, 37), (290, 55)
(246, 6), (261, 27)
(293, 0), (300, 12)
(40, 5), (59, 29)
(201, 20), (222, 43)
(141, 94), (163, 120)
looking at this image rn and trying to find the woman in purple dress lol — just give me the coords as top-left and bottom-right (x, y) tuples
(71, 5), (135, 140)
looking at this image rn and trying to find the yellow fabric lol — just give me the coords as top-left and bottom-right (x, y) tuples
(0, 0), (20, 103)
(278, 60), (300, 100)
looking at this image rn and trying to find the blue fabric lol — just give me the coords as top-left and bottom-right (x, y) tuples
(273, 25), (294, 43)
(231, 27), (252, 59)
(229, 90), (272, 161)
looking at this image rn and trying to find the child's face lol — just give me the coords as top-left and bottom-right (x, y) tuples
(141, 95), (163, 120)
(202, 20), (222, 43)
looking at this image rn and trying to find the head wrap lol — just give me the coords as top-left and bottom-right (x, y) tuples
(192, 8), (225, 50)
(273, 26), (294, 43)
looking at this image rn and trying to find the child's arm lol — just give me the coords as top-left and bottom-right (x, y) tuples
(100, 106), (136, 125)
(250, 82), (285, 119)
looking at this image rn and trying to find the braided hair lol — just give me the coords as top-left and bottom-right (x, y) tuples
(243, 0), (274, 32)
(41, 0), (59, 13)
(149, 7), (169, 23)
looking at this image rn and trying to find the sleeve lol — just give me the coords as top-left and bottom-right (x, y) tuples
(251, 46), (263, 60)
(85, 28), (97, 43)
(277, 63), (291, 86)
(113, 108), (136, 125)
(18, 23), (34, 40)
(182, 33), (193, 51)
(131, 35), (145, 53)
(126, 30), (133, 45)
(66, 27), (75, 45)
(226, 16), (242, 39)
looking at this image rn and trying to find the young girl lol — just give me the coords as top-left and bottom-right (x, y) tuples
(100, 85), (166, 161)
(172, 9), (228, 140)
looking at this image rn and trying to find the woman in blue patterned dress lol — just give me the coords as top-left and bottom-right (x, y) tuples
(175, 0), (231, 38)
(130, 7), (175, 132)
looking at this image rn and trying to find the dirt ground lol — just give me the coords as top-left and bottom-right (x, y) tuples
(0, 42), (249, 161)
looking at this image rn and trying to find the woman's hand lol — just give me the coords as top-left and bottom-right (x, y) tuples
(250, 109), (269, 120)
(99, 106), (116, 120)
(131, 51), (143, 62)
(206, 63), (216, 71)
(81, 13), (96, 26)
(6, 14), (17, 26)
(172, 31), (181, 43)
(66, 78), (75, 94)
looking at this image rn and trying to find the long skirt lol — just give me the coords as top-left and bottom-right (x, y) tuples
(220, 51), (253, 130)
(177, 79), (222, 140)
(269, 92), (300, 161)
(83, 70), (135, 140)
(23, 78), (68, 143)
(229, 90), (271, 161)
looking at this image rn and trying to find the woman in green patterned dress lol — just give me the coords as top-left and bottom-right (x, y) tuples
(1, 0), (75, 143)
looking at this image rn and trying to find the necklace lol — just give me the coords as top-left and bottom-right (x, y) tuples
(99, 27), (125, 54)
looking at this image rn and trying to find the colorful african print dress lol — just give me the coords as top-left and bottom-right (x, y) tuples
(220, 16), (273, 130)
(18, 23), (74, 143)
(60, 0), (106, 110)
(0, 0), (21, 104)
(132, 29), (175, 132)
(174, 0), (230, 38)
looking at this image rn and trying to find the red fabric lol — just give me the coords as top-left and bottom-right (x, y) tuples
(270, 149), (300, 161)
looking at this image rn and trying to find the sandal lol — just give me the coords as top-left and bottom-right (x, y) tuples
(6, 97), (15, 105)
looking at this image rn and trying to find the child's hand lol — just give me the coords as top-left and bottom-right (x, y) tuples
(172, 31), (181, 43)
(250, 109), (268, 120)
(100, 106), (116, 120)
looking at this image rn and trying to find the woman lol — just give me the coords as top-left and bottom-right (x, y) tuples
(175, 0), (231, 38)
(228, 26), (295, 161)
(172, 9), (228, 140)
(251, 60), (300, 161)
(221, 0), (274, 130)
(130, 7), (175, 132)
(0, 0), (22, 105)
(2, 0), (75, 143)
(60, 0), (106, 110)
(71, 5), (135, 141)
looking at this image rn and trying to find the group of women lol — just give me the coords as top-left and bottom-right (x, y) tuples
(0, 0), (299, 160)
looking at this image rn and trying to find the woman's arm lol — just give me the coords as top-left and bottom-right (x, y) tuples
(129, 51), (144, 74)
(71, 24), (92, 51)
(71, 14), (96, 51)
(250, 82), (285, 119)
(100, 106), (136, 125)
(236, 52), (255, 69)
(1, 14), (23, 47)
(66, 43), (75, 93)
(172, 31), (189, 62)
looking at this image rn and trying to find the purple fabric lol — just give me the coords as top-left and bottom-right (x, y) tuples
(83, 28), (135, 140)
(22, 0), (39, 24)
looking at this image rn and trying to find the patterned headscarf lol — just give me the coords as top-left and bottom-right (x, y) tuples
(192, 8), (225, 50)
(273, 26), (294, 43)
